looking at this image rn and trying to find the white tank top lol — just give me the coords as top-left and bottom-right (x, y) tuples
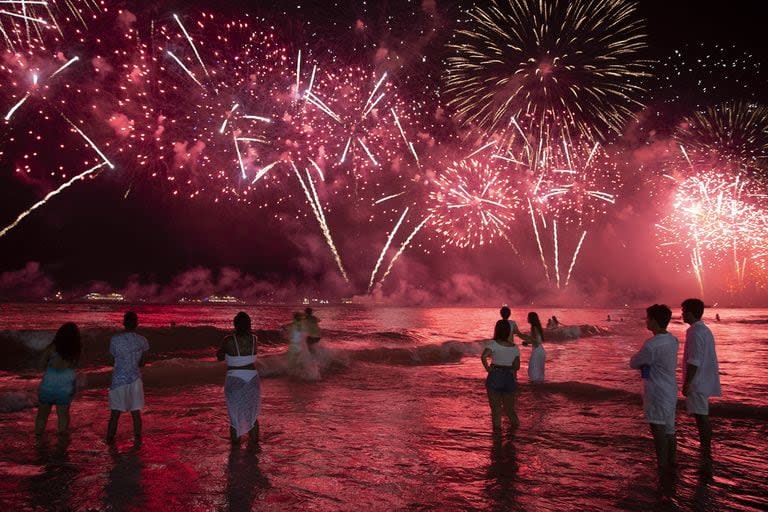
(487, 340), (520, 366)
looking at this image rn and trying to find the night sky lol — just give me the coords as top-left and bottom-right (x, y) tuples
(1, 0), (766, 302)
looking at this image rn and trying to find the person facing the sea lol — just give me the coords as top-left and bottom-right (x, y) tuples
(481, 319), (521, 431)
(499, 306), (525, 343)
(286, 311), (306, 368)
(522, 312), (546, 383)
(35, 322), (81, 436)
(303, 308), (322, 353)
(106, 311), (149, 444)
(630, 304), (678, 471)
(681, 298), (722, 464)
(216, 312), (260, 446)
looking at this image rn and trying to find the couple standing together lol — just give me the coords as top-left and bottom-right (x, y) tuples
(480, 307), (546, 431)
(35, 311), (150, 445)
(630, 298), (721, 471)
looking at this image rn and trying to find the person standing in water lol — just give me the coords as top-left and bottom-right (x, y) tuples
(499, 306), (525, 343)
(107, 311), (149, 445)
(286, 311), (306, 369)
(303, 308), (322, 354)
(522, 312), (546, 383)
(481, 320), (521, 432)
(681, 298), (721, 466)
(35, 322), (82, 436)
(630, 304), (678, 471)
(217, 312), (260, 446)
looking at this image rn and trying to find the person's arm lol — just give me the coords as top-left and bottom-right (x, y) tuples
(481, 347), (492, 372)
(38, 343), (54, 372)
(512, 324), (525, 338)
(629, 343), (651, 369)
(512, 355), (520, 372)
(216, 337), (230, 361)
(682, 331), (703, 396)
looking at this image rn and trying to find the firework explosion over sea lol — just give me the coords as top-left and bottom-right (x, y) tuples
(1, 0), (767, 304)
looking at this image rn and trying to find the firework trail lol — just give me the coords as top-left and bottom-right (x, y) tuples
(0, 0), (102, 51)
(376, 214), (434, 288)
(0, 161), (108, 239)
(368, 207), (409, 292)
(445, 0), (649, 142)
(292, 162), (349, 282)
(428, 158), (519, 249)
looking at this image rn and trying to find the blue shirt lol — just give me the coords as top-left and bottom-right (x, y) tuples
(110, 332), (149, 389)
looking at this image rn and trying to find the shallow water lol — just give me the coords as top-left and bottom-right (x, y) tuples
(0, 303), (766, 511)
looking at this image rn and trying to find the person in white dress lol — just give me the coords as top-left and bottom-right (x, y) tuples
(522, 312), (546, 383)
(217, 312), (260, 446)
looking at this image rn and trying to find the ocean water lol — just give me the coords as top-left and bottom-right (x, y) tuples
(0, 303), (766, 511)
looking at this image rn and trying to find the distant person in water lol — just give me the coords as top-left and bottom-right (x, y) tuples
(551, 316), (560, 327)
(303, 308), (322, 353)
(522, 312), (546, 383)
(715, 314), (721, 322)
(481, 319), (520, 431)
(499, 306), (525, 343)
(106, 311), (149, 445)
(286, 311), (306, 368)
(35, 322), (81, 436)
(630, 304), (678, 471)
(217, 312), (260, 446)
(681, 298), (721, 465)
(607, 314), (612, 322)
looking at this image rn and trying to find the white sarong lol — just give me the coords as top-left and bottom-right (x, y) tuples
(225, 370), (260, 437)
(528, 345), (546, 383)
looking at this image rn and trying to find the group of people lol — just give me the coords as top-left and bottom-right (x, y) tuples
(33, 300), (722, 470)
(630, 298), (721, 472)
(34, 308), (324, 447)
(480, 307), (546, 431)
(35, 311), (150, 445)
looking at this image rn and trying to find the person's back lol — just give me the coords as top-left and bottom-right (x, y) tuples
(110, 331), (150, 389)
(305, 314), (321, 338)
(684, 321), (721, 398)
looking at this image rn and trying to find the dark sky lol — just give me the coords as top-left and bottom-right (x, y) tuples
(1, 0), (766, 301)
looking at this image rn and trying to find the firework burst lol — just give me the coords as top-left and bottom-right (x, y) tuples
(428, 158), (519, 249)
(0, 0), (103, 52)
(674, 101), (768, 172)
(656, 163), (767, 295)
(445, 0), (649, 142)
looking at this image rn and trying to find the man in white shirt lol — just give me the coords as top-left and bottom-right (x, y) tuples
(107, 311), (150, 444)
(681, 298), (722, 462)
(630, 304), (678, 470)
(499, 306), (525, 342)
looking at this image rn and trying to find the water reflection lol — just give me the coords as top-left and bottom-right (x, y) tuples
(29, 434), (77, 510)
(225, 447), (270, 512)
(485, 433), (519, 509)
(104, 444), (145, 511)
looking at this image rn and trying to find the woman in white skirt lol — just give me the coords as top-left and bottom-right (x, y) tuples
(217, 312), (260, 446)
(522, 312), (546, 383)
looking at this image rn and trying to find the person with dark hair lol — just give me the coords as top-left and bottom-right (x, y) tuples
(522, 312), (546, 383)
(35, 322), (82, 435)
(303, 308), (322, 353)
(681, 298), (721, 465)
(481, 319), (521, 431)
(499, 306), (525, 343)
(630, 304), (678, 471)
(107, 311), (150, 444)
(217, 312), (260, 446)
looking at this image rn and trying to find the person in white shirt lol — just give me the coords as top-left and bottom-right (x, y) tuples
(106, 311), (149, 445)
(630, 304), (678, 470)
(681, 298), (722, 462)
(481, 319), (521, 432)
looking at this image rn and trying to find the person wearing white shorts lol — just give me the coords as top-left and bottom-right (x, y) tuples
(107, 311), (150, 444)
(681, 299), (722, 464)
(630, 304), (679, 470)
